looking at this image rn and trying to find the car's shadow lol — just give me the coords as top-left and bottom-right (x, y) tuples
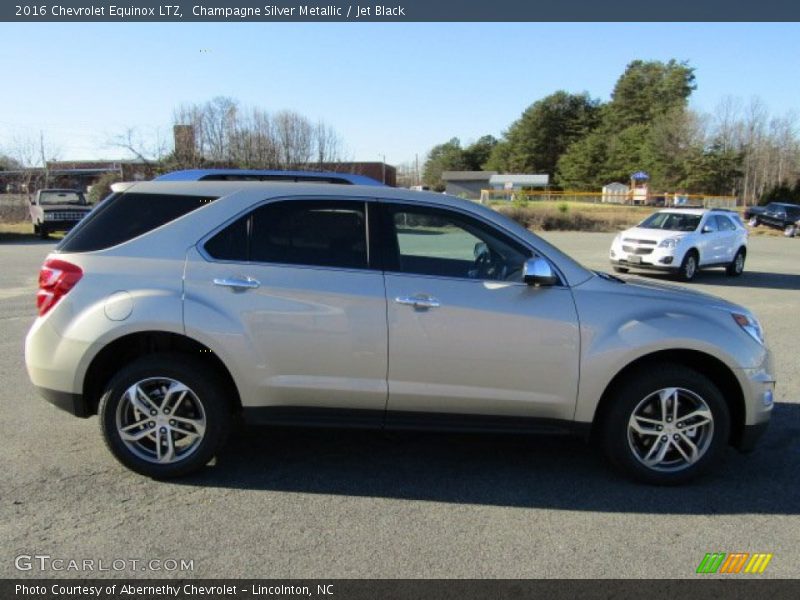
(176, 402), (800, 515)
(0, 232), (57, 245)
(630, 270), (800, 291)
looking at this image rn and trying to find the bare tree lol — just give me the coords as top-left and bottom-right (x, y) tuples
(171, 98), (346, 170)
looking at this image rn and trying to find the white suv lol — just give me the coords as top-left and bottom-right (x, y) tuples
(24, 182), (774, 484)
(609, 208), (748, 281)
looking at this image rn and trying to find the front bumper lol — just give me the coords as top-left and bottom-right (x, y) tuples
(39, 219), (82, 232)
(609, 242), (680, 271)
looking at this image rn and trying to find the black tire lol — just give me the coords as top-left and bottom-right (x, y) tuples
(678, 250), (699, 282)
(600, 364), (730, 485)
(38, 225), (49, 239)
(748, 216), (759, 227)
(785, 224), (797, 238)
(726, 248), (746, 276)
(612, 266), (629, 274)
(98, 353), (232, 479)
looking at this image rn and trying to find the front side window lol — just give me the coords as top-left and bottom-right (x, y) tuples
(386, 206), (529, 281)
(205, 200), (368, 270)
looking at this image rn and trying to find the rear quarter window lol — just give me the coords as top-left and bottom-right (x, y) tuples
(58, 193), (217, 253)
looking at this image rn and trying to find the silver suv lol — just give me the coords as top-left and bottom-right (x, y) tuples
(25, 181), (775, 484)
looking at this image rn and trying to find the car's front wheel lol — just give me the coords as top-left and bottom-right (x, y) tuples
(98, 354), (231, 479)
(601, 364), (730, 485)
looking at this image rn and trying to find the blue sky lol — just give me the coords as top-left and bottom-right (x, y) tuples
(1, 22), (799, 166)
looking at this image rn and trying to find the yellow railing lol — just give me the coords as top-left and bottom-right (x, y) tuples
(479, 189), (738, 208)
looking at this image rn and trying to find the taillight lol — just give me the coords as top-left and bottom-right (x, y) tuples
(36, 259), (83, 316)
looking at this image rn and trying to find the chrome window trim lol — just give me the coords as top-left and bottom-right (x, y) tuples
(195, 194), (569, 287)
(196, 195), (377, 273)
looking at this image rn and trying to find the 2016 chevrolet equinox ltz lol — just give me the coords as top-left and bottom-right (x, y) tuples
(25, 181), (775, 484)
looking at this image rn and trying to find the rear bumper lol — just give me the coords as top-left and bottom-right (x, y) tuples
(36, 386), (91, 418)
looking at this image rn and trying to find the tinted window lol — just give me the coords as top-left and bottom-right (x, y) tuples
(205, 200), (368, 269)
(59, 193), (217, 253)
(387, 206), (529, 281)
(204, 215), (249, 261)
(252, 201), (367, 268)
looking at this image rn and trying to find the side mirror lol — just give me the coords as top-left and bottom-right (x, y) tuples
(523, 257), (558, 286)
(702, 225), (713, 234)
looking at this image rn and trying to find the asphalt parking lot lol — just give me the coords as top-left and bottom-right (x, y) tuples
(1, 232), (798, 579)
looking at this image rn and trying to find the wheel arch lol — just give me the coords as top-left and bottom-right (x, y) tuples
(590, 349), (745, 447)
(82, 331), (242, 416)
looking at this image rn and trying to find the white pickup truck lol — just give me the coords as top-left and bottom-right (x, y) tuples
(29, 189), (92, 239)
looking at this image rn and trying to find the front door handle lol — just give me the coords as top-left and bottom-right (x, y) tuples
(213, 276), (260, 290)
(395, 294), (441, 309)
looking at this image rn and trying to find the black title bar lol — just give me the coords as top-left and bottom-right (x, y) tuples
(4, 0), (800, 22)
(4, 580), (800, 600)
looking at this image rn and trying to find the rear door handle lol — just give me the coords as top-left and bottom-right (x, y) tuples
(395, 294), (441, 309)
(213, 276), (260, 290)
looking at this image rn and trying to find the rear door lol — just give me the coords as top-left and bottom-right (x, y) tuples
(183, 198), (388, 421)
(713, 214), (738, 262)
(379, 202), (580, 423)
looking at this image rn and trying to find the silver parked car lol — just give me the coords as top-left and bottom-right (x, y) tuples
(24, 181), (775, 484)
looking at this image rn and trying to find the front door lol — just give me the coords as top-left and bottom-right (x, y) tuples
(380, 203), (580, 423)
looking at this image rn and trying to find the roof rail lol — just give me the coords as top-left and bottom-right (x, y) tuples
(154, 169), (384, 186)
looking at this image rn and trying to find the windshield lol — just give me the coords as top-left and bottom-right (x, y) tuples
(638, 212), (700, 232)
(38, 191), (87, 206)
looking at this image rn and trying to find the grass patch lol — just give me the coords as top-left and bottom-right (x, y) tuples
(495, 201), (653, 232)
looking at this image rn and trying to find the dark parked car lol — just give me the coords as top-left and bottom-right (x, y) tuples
(745, 202), (800, 237)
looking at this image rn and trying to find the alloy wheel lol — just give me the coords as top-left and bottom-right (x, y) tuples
(627, 387), (714, 473)
(115, 377), (207, 464)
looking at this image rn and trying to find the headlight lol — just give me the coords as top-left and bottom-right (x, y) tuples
(658, 237), (680, 248)
(732, 312), (764, 345)
(613, 233), (622, 245)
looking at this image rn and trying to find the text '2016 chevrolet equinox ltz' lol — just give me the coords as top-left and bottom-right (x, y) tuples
(25, 180), (775, 484)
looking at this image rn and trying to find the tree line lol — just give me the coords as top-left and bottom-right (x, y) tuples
(421, 60), (800, 205)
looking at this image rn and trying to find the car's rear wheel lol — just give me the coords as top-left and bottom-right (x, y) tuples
(678, 250), (698, 281)
(748, 216), (759, 227)
(785, 224), (797, 238)
(98, 354), (231, 479)
(601, 364), (730, 485)
(726, 248), (746, 276)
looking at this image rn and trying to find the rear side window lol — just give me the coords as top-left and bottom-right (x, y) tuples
(204, 200), (368, 270)
(59, 193), (217, 253)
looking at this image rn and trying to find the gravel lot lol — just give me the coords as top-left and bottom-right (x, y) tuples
(0, 233), (797, 579)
